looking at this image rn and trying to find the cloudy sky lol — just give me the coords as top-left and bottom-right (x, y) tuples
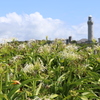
(0, 0), (100, 42)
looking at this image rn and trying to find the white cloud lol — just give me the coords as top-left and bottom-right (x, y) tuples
(0, 12), (99, 42)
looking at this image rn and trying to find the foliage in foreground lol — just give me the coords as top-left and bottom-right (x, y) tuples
(0, 39), (100, 100)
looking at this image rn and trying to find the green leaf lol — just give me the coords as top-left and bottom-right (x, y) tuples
(35, 83), (42, 95)
(80, 96), (88, 100)
(7, 84), (21, 99)
(0, 67), (4, 74)
(82, 92), (90, 96)
(0, 94), (8, 100)
(48, 58), (54, 67)
(50, 94), (58, 99)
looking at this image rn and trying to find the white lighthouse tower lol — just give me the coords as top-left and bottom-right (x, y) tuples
(87, 15), (93, 43)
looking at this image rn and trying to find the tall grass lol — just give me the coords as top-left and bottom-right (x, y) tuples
(0, 39), (100, 99)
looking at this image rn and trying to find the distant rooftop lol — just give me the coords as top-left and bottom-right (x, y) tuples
(77, 39), (88, 43)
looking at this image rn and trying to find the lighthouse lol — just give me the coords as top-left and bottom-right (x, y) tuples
(87, 15), (93, 43)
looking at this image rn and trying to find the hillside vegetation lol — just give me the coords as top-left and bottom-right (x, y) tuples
(0, 39), (100, 100)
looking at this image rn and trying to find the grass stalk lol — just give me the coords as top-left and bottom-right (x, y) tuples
(32, 80), (36, 97)
(0, 75), (2, 94)
(14, 64), (18, 80)
(5, 66), (10, 94)
(0, 75), (3, 100)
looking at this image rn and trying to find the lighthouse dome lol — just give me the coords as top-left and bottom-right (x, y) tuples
(89, 15), (92, 17)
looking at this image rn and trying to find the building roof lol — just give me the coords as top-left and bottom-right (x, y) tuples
(77, 38), (88, 43)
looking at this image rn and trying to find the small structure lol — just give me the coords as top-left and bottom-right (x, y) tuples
(98, 38), (100, 43)
(87, 15), (93, 43)
(69, 36), (72, 43)
(66, 36), (72, 44)
(66, 39), (69, 44)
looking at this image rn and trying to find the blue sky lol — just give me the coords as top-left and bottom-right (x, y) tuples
(0, 0), (100, 42)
